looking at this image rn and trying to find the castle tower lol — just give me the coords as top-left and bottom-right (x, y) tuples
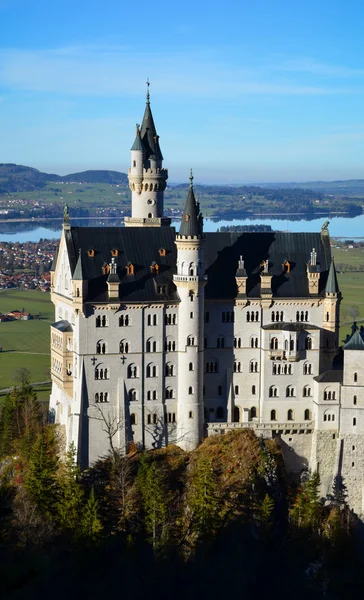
(174, 171), (206, 450)
(125, 83), (170, 227)
(322, 258), (341, 369)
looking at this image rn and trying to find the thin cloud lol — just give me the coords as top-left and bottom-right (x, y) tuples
(275, 58), (364, 78)
(0, 46), (356, 97)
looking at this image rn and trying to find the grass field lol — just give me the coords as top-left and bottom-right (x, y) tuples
(0, 290), (52, 389)
(332, 246), (364, 270)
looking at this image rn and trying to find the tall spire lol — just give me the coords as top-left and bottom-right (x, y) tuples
(140, 79), (163, 161)
(179, 170), (203, 237)
(325, 258), (339, 294)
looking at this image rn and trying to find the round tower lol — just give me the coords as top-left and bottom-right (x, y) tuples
(126, 83), (169, 227)
(173, 171), (206, 450)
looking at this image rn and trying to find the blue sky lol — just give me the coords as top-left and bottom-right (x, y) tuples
(1, 0), (364, 183)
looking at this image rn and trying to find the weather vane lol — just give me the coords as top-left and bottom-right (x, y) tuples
(146, 78), (150, 103)
(189, 168), (194, 187)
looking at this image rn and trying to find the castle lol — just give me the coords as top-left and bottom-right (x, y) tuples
(49, 89), (364, 515)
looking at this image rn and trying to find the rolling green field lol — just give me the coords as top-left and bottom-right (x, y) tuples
(0, 290), (53, 390)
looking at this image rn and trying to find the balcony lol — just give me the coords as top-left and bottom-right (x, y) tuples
(268, 349), (285, 360)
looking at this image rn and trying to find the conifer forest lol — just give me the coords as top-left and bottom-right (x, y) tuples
(1, 380), (364, 599)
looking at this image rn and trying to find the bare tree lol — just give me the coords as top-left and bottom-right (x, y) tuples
(91, 404), (125, 462)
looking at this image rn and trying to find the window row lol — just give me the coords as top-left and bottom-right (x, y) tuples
(270, 408), (312, 421)
(272, 363), (292, 375)
(271, 311), (284, 322)
(270, 336), (313, 350)
(246, 311), (260, 322)
(95, 392), (109, 403)
(269, 385), (313, 398)
(129, 411), (195, 427)
(95, 367), (108, 380)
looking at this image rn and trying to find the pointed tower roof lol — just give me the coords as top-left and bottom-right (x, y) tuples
(344, 329), (364, 351)
(140, 81), (163, 161)
(130, 124), (144, 151)
(73, 249), (84, 280)
(325, 258), (339, 294)
(179, 170), (203, 238)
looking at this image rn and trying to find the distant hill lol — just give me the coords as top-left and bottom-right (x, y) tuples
(0, 164), (128, 193)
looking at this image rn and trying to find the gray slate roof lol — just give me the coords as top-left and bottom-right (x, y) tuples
(51, 320), (73, 332)
(314, 369), (343, 383)
(140, 101), (163, 161)
(179, 185), (202, 237)
(325, 259), (340, 294)
(63, 227), (333, 303)
(130, 127), (144, 151)
(344, 329), (364, 351)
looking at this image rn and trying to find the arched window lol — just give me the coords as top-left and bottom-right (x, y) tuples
(249, 360), (258, 373)
(165, 388), (174, 399)
(233, 406), (240, 422)
(286, 385), (294, 397)
(270, 337), (278, 350)
(250, 406), (257, 419)
(127, 364), (138, 379)
(270, 409), (277, 421)
(353, 395), (357, 405)
(146, 364), (157, 378)
(188, 386), (194, 395)
(96, 315), (101, 327)
(269, 386), (278, 398)
(216, 406), (224, 419)
(119, 314), (130, 327)
(303, 362), (312, 375)
(290, 339), (294, 351)
(187, 335), (195, 346)
(129, 389), (137, 402)
(120, 340), (129, 353)
(146, 338), (157, 352)
(217, 337), (225, 348)
(130, 413), (136, 425)
(353, 418), (357, 426)
(250, 336), (258, 348)
(234, 385), (239, 395)
(326, 312), (330, 322)
(271, 311), (275, 322)
(287, 409), (294, 421)
(234, 337), (242, 348)
(305, 337), (312, 350)
(354, 372), (358, 382)
(189, 362), (194, 371)
(252, 385), (256, 395)
(96, 341), (106, 354)
(303, 385), (311, 397)
(165, 363), (174, 377)
(233, 361), (241, 373)
(304, 409), (311, 420)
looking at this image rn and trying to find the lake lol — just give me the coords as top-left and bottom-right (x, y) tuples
(0, 214), (364, 243)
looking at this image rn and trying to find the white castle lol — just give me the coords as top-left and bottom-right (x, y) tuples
(49, 90), (364, 515)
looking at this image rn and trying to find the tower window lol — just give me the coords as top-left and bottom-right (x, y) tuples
(353, 396), (357, 405)
(354, 372), (358, 382)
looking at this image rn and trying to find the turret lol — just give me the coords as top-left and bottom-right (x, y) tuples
(322, 258), (341, 364)
(125, 82), (169, 227)
(174, 171), (206, 450)
(307, 247), (320, 295)
(72, 249), (87, 315)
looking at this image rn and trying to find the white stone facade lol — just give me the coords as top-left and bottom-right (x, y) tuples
(48, 95), (364, 517)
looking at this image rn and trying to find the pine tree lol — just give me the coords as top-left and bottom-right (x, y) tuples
(23, 426), (60, 518)
(137, 455), (169, 551)
(187, 457), (220, 542)
(0, 394), (16, 458)
(290, 471), (323, 532)
(259, 493), (275, 526)
(57, 442), (84, 537)
(80, 487), (102, 543)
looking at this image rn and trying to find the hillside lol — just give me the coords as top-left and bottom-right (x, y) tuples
(0, 163), (127, 192)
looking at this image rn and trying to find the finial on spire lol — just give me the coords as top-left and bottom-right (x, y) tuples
(146, 78), (150, 104)
(189, 168), (194, 188)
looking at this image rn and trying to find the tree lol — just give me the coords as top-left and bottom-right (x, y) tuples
(57, 442), (84, 537)
(290, 471), (323, 532)
(23, 426), (60, 518)
(186, 456), (220, 544)
(80, 487), (102, 543)
(91, 404), (124, 462)
(137, 454), (169, 552)
(0, 394), (16, 458)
